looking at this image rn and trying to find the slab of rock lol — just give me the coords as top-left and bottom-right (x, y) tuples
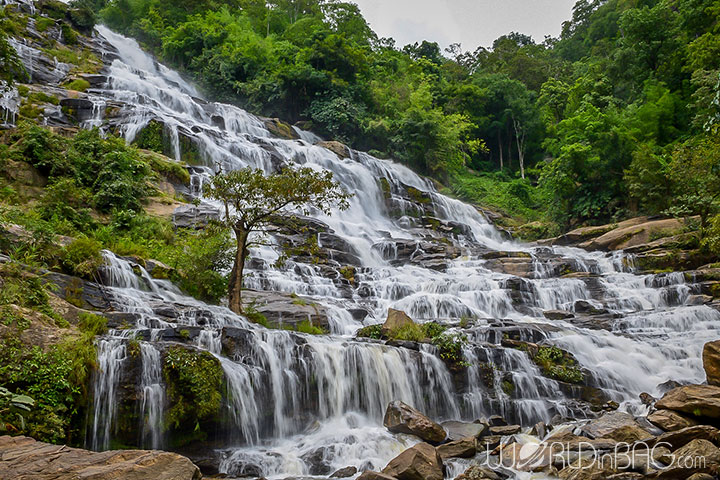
(241, 289), (329, 330)
(647, 425), (720, 450)
(145, 259), (173, 279)
(382, 442), (443, 480)
(172, 204), (219, 228)
(264, 118), (300, 139)
(436, 438), (476, 460)
(383, 401), (446, 444)
(0, 435), (201, 480)
(689, 295), (713, 306)
(357, 472), (396, 480)
(653, 439), (720, 479)
(580, 411), (651, 442)
(455, 465), (506, 480)
(489, 425), (521, 436)
(318, 140), (350, 159)
(382, 309), (415, 336)
(647, 409), (699, 432)
(440, 420), (486, 440)
(703, 341), (720, 386)
(656, 384), (720, 419)
(330, 466), (358, 478)
(550, 224), (618, 246)
(543, 310), (575, 320)
(578, 217), (688, 251)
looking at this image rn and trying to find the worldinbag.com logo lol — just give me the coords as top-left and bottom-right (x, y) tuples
(476, 440), (709, 473)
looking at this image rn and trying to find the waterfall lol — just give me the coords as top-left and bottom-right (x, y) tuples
(9, 20), (720, 478)
(140, 343), (165, 450)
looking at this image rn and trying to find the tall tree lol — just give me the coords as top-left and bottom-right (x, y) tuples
(205, 167), (350, 314)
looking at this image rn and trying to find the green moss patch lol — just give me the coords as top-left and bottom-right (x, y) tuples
(163, 346), (223, 445)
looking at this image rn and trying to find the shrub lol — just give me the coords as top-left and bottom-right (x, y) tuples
(0, 331), (96, 444)
(0, 263), (57, 319)
(533, 345), (584, 384)
(39, 178), (96, 232)
(296, 319), (325, 335)
(356, 324), (382, 339)
(13, 124), (69, 177)
(389, 323), (425, 342)
(163, 347), (223, 436)
(157, 226), (233, 303)
(77, 312), (107, 336)
(431, 332), (468, 365)
(64, 78), (90, 92)
(244, 303), (269, 327)
(60, 237), (103, 279)
(421, 321), (447, 338)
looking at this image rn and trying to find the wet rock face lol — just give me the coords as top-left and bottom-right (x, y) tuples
(242, 289), (329, 330)
(372, 238), (462, 271)
(383, 401), (446, 444)
(0, 435), (202, 480)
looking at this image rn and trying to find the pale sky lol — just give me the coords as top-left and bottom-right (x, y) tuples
(352, 0), (578, 51)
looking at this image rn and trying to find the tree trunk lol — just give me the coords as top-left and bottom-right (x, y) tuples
(228, 227), (249, 314)
(512, 116), (526, 179)
(516, 134), (525, 180)
(497, 130), (504, 170)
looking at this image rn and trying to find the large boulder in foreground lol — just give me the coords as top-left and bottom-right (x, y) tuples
(647, 409), (699, 432)
(0, 435), (201, 480)
(382, 442), (444, 480)
(656, 384), (720, 419)
(436, 437), (476, 460)
(647, 425), (720, 450)
(653, 439), (720, 479)
(383, 401), (446, 443)
(580, 411), (652, 442)
(703, 340), (720, 386)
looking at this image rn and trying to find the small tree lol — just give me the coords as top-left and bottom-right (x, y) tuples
(205, 166), (351, 314)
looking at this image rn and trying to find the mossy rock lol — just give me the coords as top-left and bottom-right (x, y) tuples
(317, 140), (350, 159)
(134, 120), (170, 155)
(264, 118), (300, 140)
(407, 187), (431, 204)
(162, 345), (224, 446)
(379, 177), (391, 199)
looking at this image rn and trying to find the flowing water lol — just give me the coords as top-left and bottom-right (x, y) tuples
(8, 19), (720, 479)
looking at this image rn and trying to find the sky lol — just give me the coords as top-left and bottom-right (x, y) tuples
(352, 0), (578, 52)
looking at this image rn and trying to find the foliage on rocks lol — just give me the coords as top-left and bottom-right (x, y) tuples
(162, 346), (223, 442)
(0, 320), (97, 444)
(533, 345), (584, 384)
(60, 237), (104, 280)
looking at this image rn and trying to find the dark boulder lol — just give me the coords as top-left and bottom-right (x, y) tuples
(383, 401), (446, 444)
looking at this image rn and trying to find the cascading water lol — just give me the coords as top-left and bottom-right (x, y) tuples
(9, 18), (720, 478)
